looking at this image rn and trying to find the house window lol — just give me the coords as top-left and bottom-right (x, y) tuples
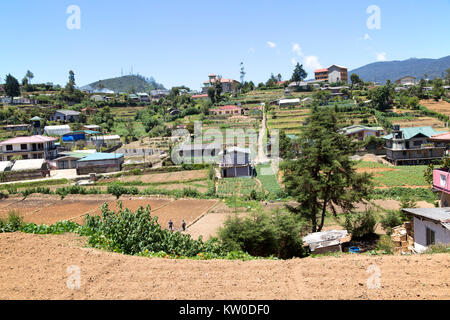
(414, 140), (422, 146)
(426, 227), (435, 246)
(6, 145), (13, 151)
(21, 144), (27, 150)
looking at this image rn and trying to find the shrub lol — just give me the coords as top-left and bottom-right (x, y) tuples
(0, 211), (23, 233)
(181, 187), (200, 198)
(424, 243), (450, 254)
(85, 202), (227, 257)
(218, 210), (307, 259)
(375, 235), (394, 254)
(22, 187), (51, 199)
(107, 183), (138, 199)
(380, 211), (404, 235)
(344, 210), (378, 239)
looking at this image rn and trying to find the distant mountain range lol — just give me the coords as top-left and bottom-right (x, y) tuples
(349, 55), (450, 83)
(81, 75), (165, 93)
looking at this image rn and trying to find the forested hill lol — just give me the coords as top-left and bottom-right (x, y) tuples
(81, 75), (166, 93)
(349, 55), (450, 83)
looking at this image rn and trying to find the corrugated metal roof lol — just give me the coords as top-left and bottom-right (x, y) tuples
(77, 153), (124, 162)
(383, 126), (444, 140)
(403, 207), (450, 230)
(11, 159), (46, 171)
(279, 98), (300, 104)
(341, 125), (384, 135)
(0, 161), (13, 172)
(55, 109), (80, 116)
(0, 135), (57, 145)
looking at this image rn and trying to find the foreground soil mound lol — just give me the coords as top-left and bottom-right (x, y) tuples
(0, 233), (448, 300)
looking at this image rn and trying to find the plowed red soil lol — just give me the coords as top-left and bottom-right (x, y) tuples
(0, 233), (448, 300)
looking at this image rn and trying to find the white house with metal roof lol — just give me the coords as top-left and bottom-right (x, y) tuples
(402, 207), (450, 253)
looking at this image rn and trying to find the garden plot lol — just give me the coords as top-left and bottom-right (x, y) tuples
(420, 99), (450, 117)
(119, 170), (209, 184)
(216, 178), (261, 197)
(23, 200), (108, 225)
(149, 198), (219, 231)
(355, 161), (429, 187)
(386, 116), (447, 131)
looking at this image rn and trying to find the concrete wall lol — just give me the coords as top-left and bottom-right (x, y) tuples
(76, 158), (124, 175)
(222, 166), (251, 178)
(413, 217), (450, 253)
(439, 191), (450, 207)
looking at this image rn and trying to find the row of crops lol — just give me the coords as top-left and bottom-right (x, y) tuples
(216, 178), (261, 197)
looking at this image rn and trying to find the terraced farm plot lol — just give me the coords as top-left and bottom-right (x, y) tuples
(386, 116), (447, 131)
(267, 108), (310, 134)
(119, 170), (209, 184)
(216, 178), (261, 197)
(1, 195), (218, 230)
(420, 99), (450, 117)
(355, 161), (429, 187)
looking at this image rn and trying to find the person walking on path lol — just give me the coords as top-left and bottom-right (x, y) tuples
(181, 220), (186, 232)
(168, 219), (174, 232)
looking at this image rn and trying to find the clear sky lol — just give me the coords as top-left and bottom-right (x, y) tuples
(0, 0), (449, 91)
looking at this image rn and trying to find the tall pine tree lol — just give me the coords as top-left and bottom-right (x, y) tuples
(281, 107), (373, 232)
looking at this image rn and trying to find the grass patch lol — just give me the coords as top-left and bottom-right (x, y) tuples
(256, 164), (283, 195)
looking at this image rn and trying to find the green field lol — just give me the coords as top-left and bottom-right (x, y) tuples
(256, 164), (283, 195)
(355, 161), (429, 187)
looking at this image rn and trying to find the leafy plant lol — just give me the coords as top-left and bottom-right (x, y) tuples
(344, 209), (378, 239)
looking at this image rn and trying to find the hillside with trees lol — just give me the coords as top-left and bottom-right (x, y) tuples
(350, 55), (450, 83)
(82, 75), (166, 93)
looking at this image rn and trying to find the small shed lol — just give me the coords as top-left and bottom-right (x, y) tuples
(302, 230), (349, 254)
(76, 153), (124, 175)
(44, 125), (71, 136)
(278, 98), (300, 108)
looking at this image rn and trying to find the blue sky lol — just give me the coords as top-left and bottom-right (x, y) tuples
(0, 0), (449, 91)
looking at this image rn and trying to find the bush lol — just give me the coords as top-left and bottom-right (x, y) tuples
(380, 211), (404, 235)
(218, 210), (307, 259)
(0, 211), (24, 233)
(22, 187), (51, 199)
(424, 243), (450, 254)
(375, 235), (394, 254)
(181, 187), (200, 198)
(344, 210), (378, 239)
(85, 202), (227, 257)
(107, 183), (138, 199)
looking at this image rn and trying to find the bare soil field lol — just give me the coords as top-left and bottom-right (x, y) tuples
(0, 232), (448, 300)
(420, 99), (450, 116)
(119, 170), (208, 183)
(151, 199), (219, 231)
(0, 195), (217, 231)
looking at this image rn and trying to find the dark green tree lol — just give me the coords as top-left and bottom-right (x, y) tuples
(25, 70), (34, 84)
(368, 85), (393, 111)
(281, 107), (373, 232)
(4, 74), (21, 103)
(65, 70), (76, 93)
(290, 63), (308, 82)
(432, 78), (444, 101)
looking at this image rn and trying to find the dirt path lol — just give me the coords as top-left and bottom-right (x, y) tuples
(1, 233), (448, 300)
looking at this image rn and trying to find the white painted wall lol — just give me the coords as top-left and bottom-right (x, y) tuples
(413, 217), (450, 253)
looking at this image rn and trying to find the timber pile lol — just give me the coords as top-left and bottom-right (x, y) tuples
(391, 221), (415, 254)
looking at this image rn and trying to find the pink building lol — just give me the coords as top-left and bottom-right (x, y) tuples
(209, 105), (242, 116)
(0, 135), (58, 161)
